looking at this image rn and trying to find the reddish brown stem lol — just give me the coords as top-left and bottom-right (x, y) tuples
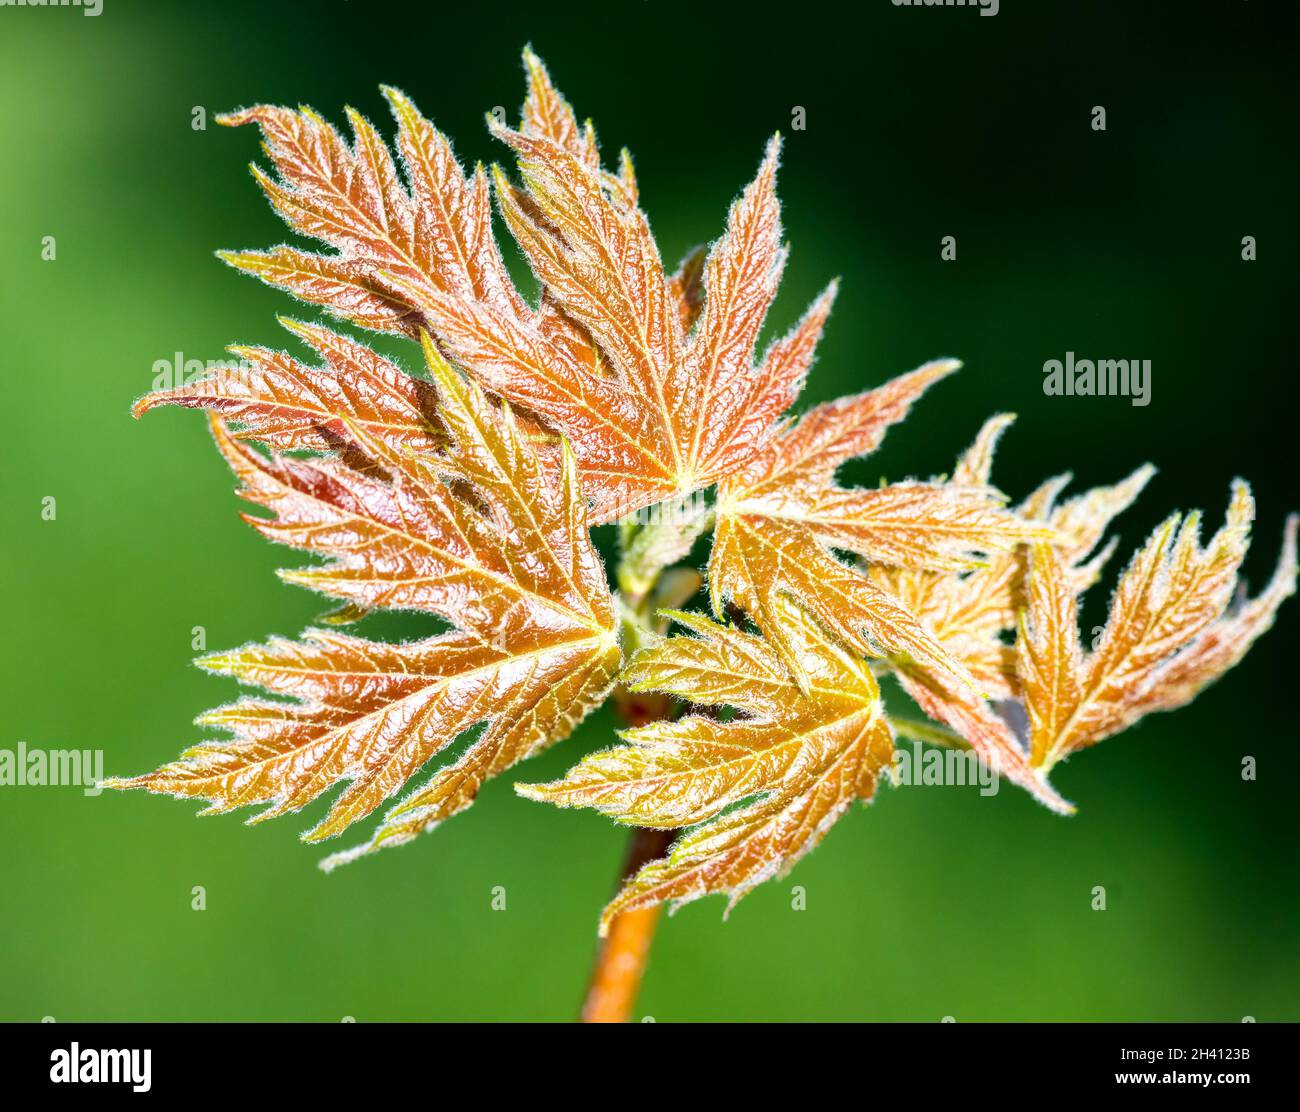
(580, 825), (676, 1023)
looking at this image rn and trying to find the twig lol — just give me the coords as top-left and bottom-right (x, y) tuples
(582, 552), (699, 1023)
(580, 826), (676, 1023)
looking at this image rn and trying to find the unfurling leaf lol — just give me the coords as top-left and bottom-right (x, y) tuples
(1018, 483), (1295, 774)
(708, 362), (1053, 690)
(867, 417), (1154, 813)
(519, 599), (894, 933)
(111, 338), (620, 864)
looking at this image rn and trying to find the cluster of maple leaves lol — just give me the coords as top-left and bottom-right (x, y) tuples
(112, 51), (1296, 933)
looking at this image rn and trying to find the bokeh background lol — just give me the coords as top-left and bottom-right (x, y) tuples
(2, 0), (1295, 1022)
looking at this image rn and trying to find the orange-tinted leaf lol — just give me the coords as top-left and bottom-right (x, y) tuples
(112, 345), (620, 861)
(1017, 482), (1289, 775)
(221, 52), (838, 523)
(866, 418), (1151, 811)
(520, 601), (894, 930)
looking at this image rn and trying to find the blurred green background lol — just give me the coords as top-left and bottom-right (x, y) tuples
(2, 0), (1296, 1022)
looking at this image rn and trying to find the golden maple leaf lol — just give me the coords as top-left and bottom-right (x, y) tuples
(520, 599), (894, 931)
(114, 49), (1296, 936)
(1018, 484), (1297, 776)
(867, 415), (1156, 813)
(111, 338), (620, 860)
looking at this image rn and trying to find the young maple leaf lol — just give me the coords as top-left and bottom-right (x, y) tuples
(519, 598), (895, 932)
(216, 49), (831, 524)
(867, 415), (1155, 813)
(707, 362), (1056, 692)
(1017, 483), (1297, 776)
(110, 338), (621, 861)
